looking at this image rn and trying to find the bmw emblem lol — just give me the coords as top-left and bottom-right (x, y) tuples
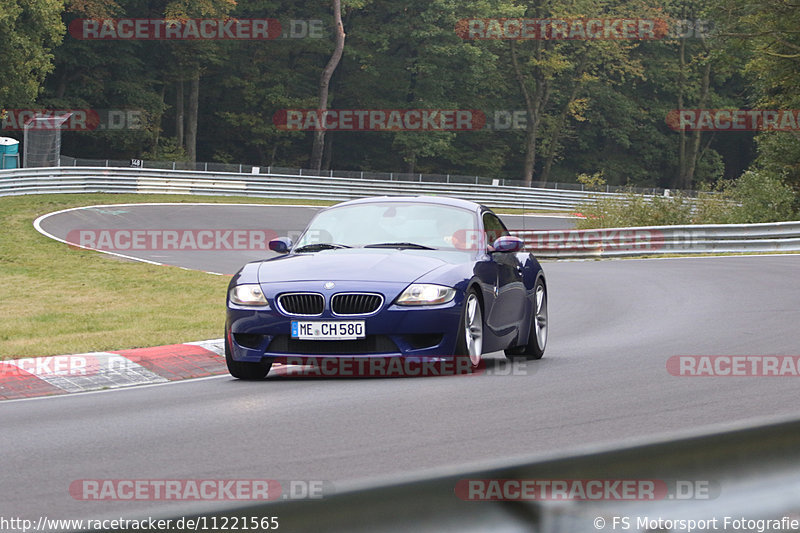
(324, 281), (335, 290)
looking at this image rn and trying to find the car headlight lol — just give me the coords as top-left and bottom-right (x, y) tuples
(229, 284), (269, 307)
(396, 284), (456, 306)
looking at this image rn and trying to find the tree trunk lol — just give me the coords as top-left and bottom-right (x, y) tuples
(511, 40), (549, 186)
(522, 127), (538, 185)
(186, 67), (199, 163)
(176, 77), (184, 149)
(56, 70), (67, 99)
(310, 0), (345, 171)
(675, 8), (687, 189)
(323, 132), (333, 170)
(154, 83), (166, 157)
(405, 152), (416, 174)
(684, 55), (712, 189)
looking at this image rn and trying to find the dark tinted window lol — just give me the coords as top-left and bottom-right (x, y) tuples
(482, 212), (509, 246)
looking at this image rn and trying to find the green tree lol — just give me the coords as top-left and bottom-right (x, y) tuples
(718, 0), (800, 187)
(0, 0), (64, 111)
(41, 0), (164, 160)
(164, 0), (236, 162)
(495, 0), (654, 186)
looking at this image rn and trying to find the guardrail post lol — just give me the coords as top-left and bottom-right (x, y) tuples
(105, 160), (109, 167)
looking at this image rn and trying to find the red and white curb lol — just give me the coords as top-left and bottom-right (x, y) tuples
(0, 339), (226, 401)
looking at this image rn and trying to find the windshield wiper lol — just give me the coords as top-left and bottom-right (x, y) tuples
(364, 242), (435, 250)
(293, 243), (352, 253)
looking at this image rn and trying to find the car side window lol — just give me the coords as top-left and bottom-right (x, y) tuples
(482, 212), (509, 247)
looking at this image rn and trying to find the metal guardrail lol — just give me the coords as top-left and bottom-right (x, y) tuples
(59, 154), (694, 197)
(0, 165), (617, 210)
(154, 415), (800, 532)
(2, 166), (798, 258)
(515, 221), (800, 258)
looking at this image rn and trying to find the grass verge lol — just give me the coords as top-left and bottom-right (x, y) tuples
(0, 193), (334, 359)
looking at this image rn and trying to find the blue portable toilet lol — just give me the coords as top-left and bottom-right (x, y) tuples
(0, 137), (20, 169)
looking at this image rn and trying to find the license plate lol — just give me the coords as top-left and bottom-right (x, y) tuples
(291, 321), (365, 340)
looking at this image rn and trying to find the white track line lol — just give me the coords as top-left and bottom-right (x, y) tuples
(1, 374), (230, 404)
(32, 202), (323, 273)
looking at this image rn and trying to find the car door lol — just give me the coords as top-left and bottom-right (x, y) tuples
(481, 211), (528, 334)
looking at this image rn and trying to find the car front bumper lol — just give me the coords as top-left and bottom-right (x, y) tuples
(226, 284), (465, 363)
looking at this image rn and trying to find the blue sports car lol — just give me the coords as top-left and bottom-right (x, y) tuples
(225, 196), (547, 379)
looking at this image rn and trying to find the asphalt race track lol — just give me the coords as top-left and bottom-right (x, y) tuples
(4, 204), (800, 525)
(34, 203), (577, 274)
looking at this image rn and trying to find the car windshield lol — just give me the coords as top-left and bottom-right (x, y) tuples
(294, 202), (478, 251)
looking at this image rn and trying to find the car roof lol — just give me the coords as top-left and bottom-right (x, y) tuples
(330, 195), (485, 212)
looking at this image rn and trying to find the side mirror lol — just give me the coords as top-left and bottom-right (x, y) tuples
(269, 237), (293, 254)
(491, 235), (524, 253)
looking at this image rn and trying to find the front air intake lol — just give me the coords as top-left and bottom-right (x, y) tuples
(331, 293), (383, 315)
(277, 293), (324, 316)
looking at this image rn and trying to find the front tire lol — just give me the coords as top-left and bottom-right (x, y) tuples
(454, 288), (483, 372)
(505, 275), (547, 360)
(225, 336), (272, 380)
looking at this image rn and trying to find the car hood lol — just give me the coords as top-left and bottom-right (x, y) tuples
(257, 248), (469, 284)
